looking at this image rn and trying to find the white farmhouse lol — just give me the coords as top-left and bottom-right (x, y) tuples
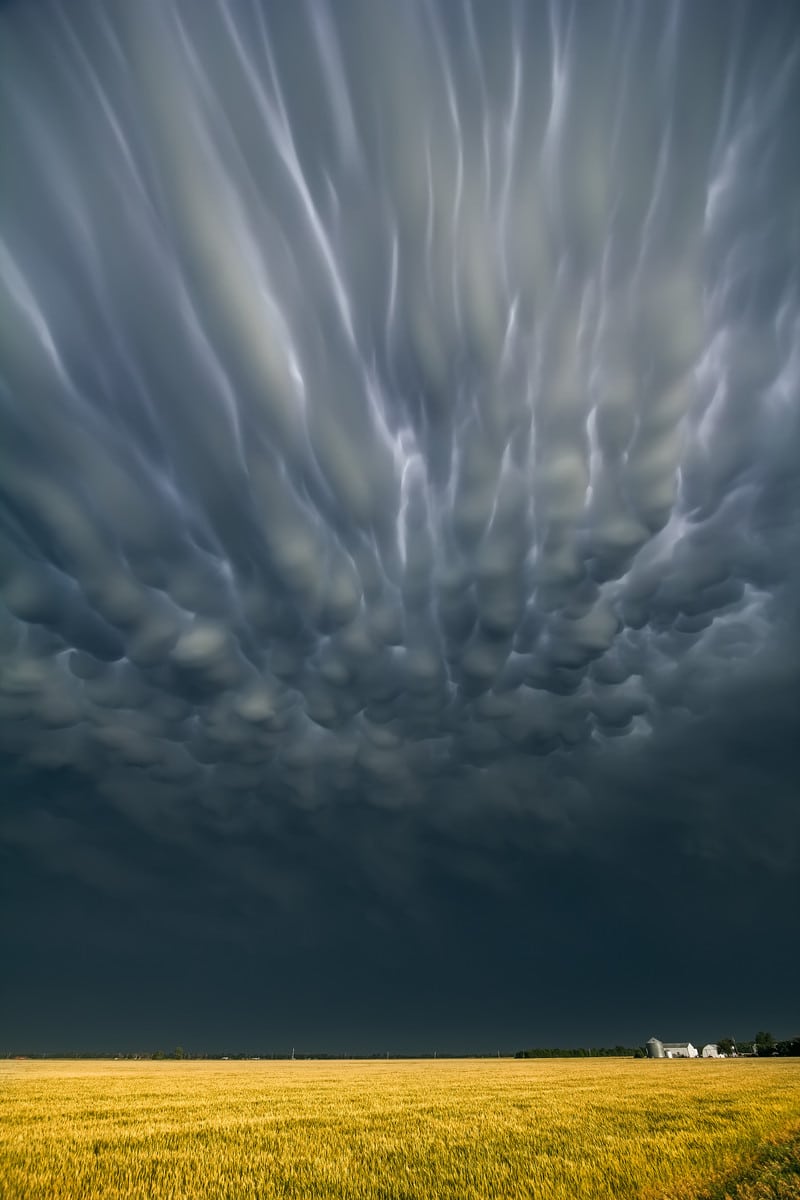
(702, 1044), (721, 1058)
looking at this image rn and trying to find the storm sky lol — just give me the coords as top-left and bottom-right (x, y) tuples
(1, 0), (798, 1055)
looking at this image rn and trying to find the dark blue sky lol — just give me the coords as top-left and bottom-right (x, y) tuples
(1, 0), (798, 1054)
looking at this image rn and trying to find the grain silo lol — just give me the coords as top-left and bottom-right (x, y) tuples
(646, 1037), (665, 1058)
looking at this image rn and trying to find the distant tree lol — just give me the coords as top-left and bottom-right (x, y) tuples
(174, 1046), (186, 1060)
(755, 1031), (776, 1056)
(717, 1037), (735, 1056)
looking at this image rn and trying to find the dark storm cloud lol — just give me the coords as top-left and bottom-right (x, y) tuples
(1, 0), (799, 1025)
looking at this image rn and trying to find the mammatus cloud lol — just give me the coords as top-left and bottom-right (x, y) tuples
(1, 0), (798, 908)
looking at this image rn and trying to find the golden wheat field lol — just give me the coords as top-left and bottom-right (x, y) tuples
(1, 1057), (799, 1200)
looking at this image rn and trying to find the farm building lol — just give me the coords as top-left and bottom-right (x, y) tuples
(646, 1038), (699, 1059)
(662, 1042), (698, 1058)
(702, 1044), (721, 1058)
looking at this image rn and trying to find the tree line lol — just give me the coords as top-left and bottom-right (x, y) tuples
(718, 1033), (800, 1057)
(515, 1045), (641, 1058)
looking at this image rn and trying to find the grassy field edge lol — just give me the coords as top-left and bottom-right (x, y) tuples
(698, 1122), (800, 1200)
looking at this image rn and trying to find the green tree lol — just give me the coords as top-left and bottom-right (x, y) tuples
(717, 1037), (735, 1056)
(755, 1031), (776, 1056)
